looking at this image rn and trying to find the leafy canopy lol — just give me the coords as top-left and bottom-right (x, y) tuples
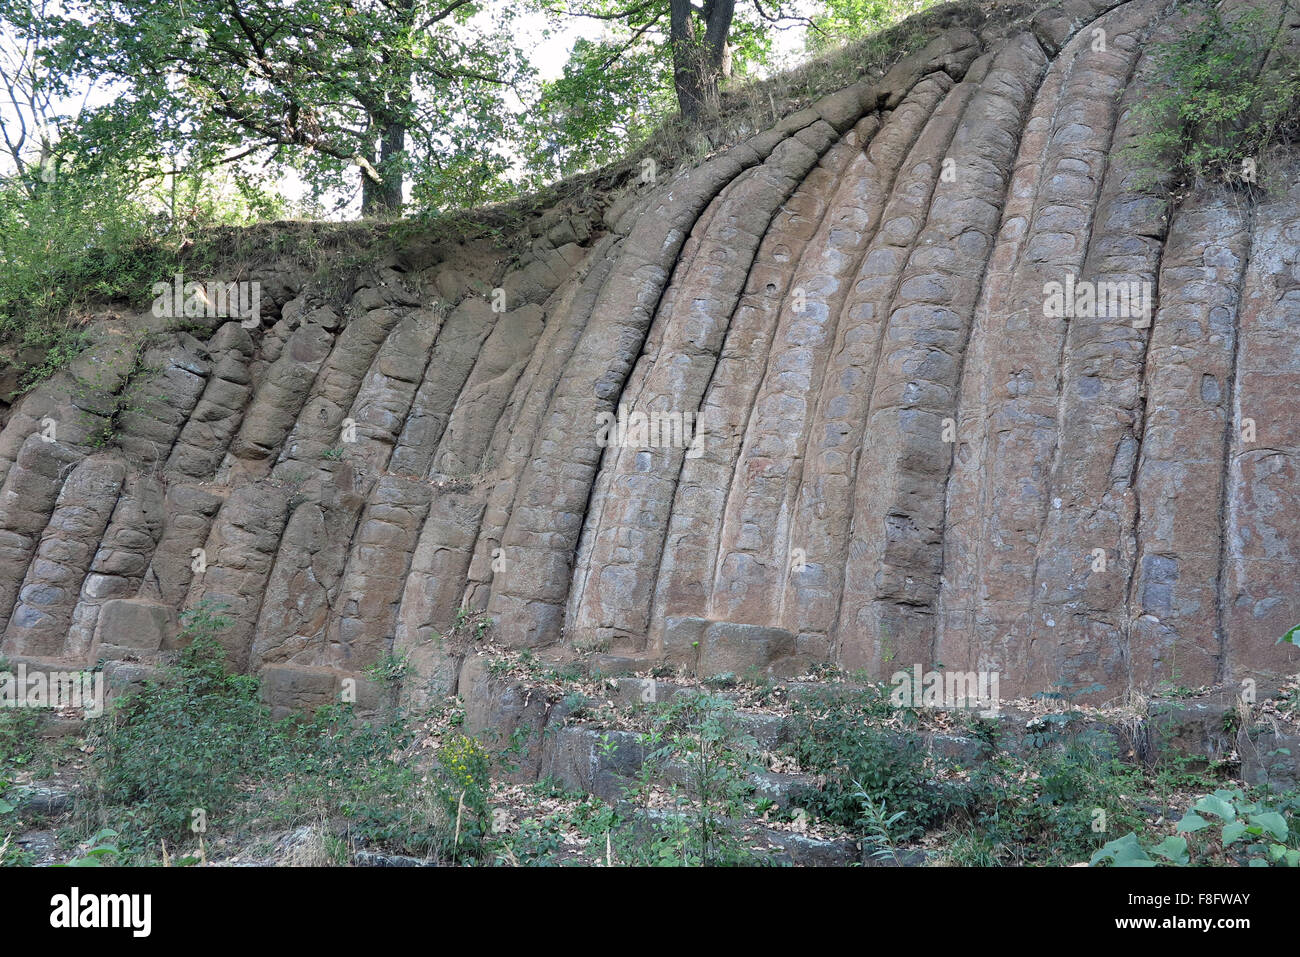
(48, 0), (532, 213)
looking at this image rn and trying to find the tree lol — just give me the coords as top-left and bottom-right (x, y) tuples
(546, 0), (813, 124)
(0, 0), (76, 192)
(525, 0), (809, 181)
(806, 0), (936, 52)
(47, 0), (530, 216)
(668, 0), (735, 123)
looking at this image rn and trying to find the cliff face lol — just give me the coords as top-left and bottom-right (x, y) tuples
(1, 0), (1298, 708)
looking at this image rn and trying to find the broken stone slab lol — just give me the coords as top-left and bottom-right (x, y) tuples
(396, 639), (461, 715)
(697, 621), (797, 678)
(10, 784), (73, 819)
(1239, 726), (1300, 792)
(87, 598), (174, 665)
(740, 713), (791, 752)
(762, 829), (860, 866)
(922, 731), (993, 766)
(752, 771), (818, 806)
(15, 828), (58, 865)
(662, 617), (798, 677)
(584, 654), (649, 678)
(36, 714), (86, 738)
(352, 850), (437, 867)
(258, 663), (386, 721)
(862, 846), (928, 867)
(458, 654), (554, 782)
(535, 725), (648, 803)
(103, 659), (163, 703)
(661, 616), (706, 667)
(607, 676), (687, 708)
(1139, 696), (1239, 765)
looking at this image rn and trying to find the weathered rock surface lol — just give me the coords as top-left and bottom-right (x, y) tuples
(0, 0), (1298, 712)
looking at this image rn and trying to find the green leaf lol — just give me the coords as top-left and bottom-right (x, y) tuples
(1279, 623), (1300, 645)
(1249, 811), (1289, 841)
(1193, 794), (1236, 821)
(1091, 832), (1155, 867)
(1176, 811), (1211, 833)
(1221, 821), (1249, 845)
(1150, 835), (1189, 864)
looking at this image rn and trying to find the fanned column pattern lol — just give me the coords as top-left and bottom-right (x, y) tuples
(1, 0), (1297, 710)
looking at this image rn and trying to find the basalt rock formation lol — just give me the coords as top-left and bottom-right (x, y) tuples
(1, 0), (1298, 712)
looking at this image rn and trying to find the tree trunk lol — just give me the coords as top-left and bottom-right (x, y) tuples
(669, 0), (705, 122)
(669, 0), (735, 124)
(360, 0), (412, 217)
(361, 119), (405, 217)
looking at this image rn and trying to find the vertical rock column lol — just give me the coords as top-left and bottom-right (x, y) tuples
(568, 121), (841, 651)
(1128, 191), (1249, 689)
(1224, 158), (1300, 682)
(836, 33), (1048, 674)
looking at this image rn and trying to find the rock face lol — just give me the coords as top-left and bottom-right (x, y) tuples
(1, 0), (1298, 707)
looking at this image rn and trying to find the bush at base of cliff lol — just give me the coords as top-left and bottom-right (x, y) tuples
(79, 603), (273, 856)
(785, 688), (954, 840)
(79, 601), (478, 863)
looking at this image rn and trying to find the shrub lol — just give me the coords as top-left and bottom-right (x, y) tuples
(430, 732), (494, 863)
(786, 688), (950, 840)
(81, 602), (272, 854)
(619, 692), (766, 866)
(84, 600), (477, 862)
(0, 708), (42, 773)
(1128, 1), (1300, 189)
(269, 707), (450, 860)
(0, 779), (33, 866)
(1091, 788), (1299, 867)
(960, 733), (1149, 865)
(0, 171), (168, 363)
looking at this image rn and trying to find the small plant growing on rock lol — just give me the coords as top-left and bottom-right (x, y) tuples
(56, 828), (123, 867)
(615, 693), (764, 866)
(0, 780), (32, 866)
(786, 687), (947, 840)
(1128, 1), (1300, 190)
(857, 792), (906, 864)
(364, 651), (408, 684)
(439, 734), (491, 794)
(438, 607), (494, 652)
